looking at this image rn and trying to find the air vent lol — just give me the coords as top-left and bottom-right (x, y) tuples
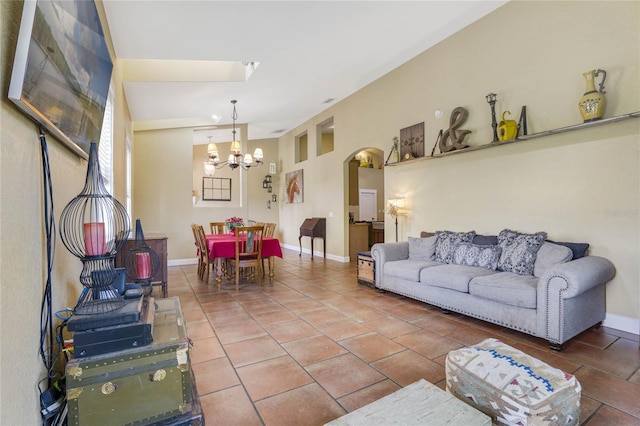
(322, 98), (335, 104)
(271, 129), (286, 134)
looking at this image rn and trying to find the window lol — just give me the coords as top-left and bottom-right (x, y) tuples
(98, 84), (114, 194)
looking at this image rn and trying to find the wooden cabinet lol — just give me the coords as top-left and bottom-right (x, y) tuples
(115, 233), (168, 297)
(349, 224), (369, 262)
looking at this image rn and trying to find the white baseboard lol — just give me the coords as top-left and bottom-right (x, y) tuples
(281, 243), (348, 262)
(603, 313), (640, 335)
(168, 258), (198, 267)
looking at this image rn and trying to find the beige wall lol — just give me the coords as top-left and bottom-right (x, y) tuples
(277, 1), (640, 328)
(133, 126), (279, 261)
(1, 1), (131, 423)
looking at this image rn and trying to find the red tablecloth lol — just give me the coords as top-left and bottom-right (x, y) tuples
(206, 234), (283, 260)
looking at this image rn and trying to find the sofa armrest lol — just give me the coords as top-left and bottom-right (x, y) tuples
(371, 242), (409, 285)
(537, 255), (615, 345)
(539, 256), (615, 299)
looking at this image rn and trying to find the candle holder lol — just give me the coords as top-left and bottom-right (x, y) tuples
(59, 143), (130, 314)
(486, 93), (499, 142)
(124, 219), (160, 295)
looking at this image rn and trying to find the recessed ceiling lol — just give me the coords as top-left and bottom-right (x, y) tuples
(101, 1), (507, 141)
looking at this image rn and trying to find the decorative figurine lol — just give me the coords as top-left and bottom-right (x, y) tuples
(438, 107), (471, 153)
(486, 93), (499, 142)
(498, 111), (518, 141)
(578, 69), (607, 122)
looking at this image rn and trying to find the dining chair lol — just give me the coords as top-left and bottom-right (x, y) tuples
(191, 224), (204, 279)
(195, 225), (213, 283)
(209, 222), (226, 234)
(227, 225), (264, 290)
(261, 223), (276, 274)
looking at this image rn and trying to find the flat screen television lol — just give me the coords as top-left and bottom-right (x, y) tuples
(9, 0), (113, 159)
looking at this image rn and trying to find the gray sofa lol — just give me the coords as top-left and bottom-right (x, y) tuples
(371, 230), (615, 350)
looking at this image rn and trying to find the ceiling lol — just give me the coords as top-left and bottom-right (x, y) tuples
(101, 1), (507, 144)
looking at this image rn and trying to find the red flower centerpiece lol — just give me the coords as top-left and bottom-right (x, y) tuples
(225, 216), (244, 234)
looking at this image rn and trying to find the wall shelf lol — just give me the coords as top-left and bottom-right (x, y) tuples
(385, 111), (640, 166)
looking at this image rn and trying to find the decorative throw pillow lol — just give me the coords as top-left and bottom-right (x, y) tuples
(408, 236), (437, 260)
(497, 229), (547, 275)
(547, 240), (590, 260)
(452, 243), (502, 270)
(434, 230), (476, 264)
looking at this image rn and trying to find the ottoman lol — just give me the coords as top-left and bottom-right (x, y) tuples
(446, 339), (581, 426)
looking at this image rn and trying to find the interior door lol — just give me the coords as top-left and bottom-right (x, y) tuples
(359, 189), (377, 221)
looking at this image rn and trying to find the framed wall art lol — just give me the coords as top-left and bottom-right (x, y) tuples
(285, 169), (304, 204)
(399, 122), (425, 161)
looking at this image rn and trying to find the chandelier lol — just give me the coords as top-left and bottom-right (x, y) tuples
(204, 100), (263, 176)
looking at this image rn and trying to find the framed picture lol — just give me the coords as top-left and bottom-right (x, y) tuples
(8, 0), (113, 159)
(202, 177), (232, 201)
(285, 169), (304, 204)
(399, 122), (425, 161)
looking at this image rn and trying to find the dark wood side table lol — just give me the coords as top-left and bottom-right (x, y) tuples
(115, 233), (168, 297)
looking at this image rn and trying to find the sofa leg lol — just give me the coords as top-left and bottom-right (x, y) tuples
(441, 308), (451, 314)
(377, 288), (386, 293)
(593, 321), (603, 329)
(549, 341), (565, 351)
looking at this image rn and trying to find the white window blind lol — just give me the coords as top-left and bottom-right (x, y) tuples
(99, 85), (114, 194)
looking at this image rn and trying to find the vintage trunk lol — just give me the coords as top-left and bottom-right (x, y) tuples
(66, 297), (194, 426)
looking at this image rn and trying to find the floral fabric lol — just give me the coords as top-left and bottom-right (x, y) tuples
(452, 242), (502, 270)
(434, 230), (476, 264)
(497, 229), (547, 275)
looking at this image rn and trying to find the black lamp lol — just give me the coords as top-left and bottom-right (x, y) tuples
(486, 93), (499, 142)
(59, 143), (130, 315)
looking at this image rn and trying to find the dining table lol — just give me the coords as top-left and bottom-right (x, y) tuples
(206, 233), (283, 286)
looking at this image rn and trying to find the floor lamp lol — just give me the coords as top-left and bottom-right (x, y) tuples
(387, 198), (406, 242)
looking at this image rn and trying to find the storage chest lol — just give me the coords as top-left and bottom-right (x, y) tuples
(357, 251), (375, 287)
(66, 297), (195, 425)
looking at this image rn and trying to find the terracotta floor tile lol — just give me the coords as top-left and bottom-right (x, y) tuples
(337, 379), (402, 412)
(447, 328), (518, 348)
(282, 334), (348, 365)
(205, 308), (252, 327)
(583, 404), (640, 426)
(236, 355), (313, 401)
(575, 366), (640, 418)
(305, 353), (385, 398)
(185, 320), (215, 340)
(280, 298), (325, 312)
(251, 308), (298, 326)
(199, 299), (242, 313)
(411, 313), (469, 336)
(372, 349), (445, 386)
(189, 336), (226, 364)
(191, 357), (240, 395)
(224, 335), (287, 367)
(314, 318), (370, 341)
(573, 327), (620, 349)
(264, 319), (320, 343)
(200, 385), (262, 426)
(339, 331), (405, 363)
(364, 315), (421, 338)
(394, 329), (463, 359)
(580, 395), (602, 424)
(255, 383), (346, 426)
(381, 302), (432, 321)
(560, 341), (640, 379)
(213, 319), (268, 345)
(297, 306), (347, 325)
(182, 308), (207, 323)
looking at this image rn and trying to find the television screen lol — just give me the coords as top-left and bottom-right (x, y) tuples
(9, 0), (113, 159)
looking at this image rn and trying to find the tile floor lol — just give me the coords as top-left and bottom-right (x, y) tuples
(167, 249), (640, 426)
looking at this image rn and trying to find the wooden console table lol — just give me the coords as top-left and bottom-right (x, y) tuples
(115, 233), (168, 297)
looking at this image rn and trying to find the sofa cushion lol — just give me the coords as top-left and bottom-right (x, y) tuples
(533, 242), (573, 277)
(452, 243), (502, 271)
(472, 234), (498, 246)
(384, 259), (441, 282)
(421, 264), (498, 293)
(434, 230), (476, 264)
(547, 240), (590, 260)
(469, 272), (538, 309)
(408, 236), (437, 260)
(497, 229), (547, 275)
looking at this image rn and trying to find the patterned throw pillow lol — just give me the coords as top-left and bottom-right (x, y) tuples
(452, 243), (502, 270)
(497, 229), (547, 275)
(434, 231), (476, 263)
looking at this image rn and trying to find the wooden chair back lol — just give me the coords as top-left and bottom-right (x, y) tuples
(263, 223), (276, 238)
(195, 224), (212, 282)
(228, 225), (264, 290)
(210, 222), (226, 234)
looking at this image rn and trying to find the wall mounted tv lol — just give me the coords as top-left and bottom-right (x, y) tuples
(9, 0), (113, 159)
